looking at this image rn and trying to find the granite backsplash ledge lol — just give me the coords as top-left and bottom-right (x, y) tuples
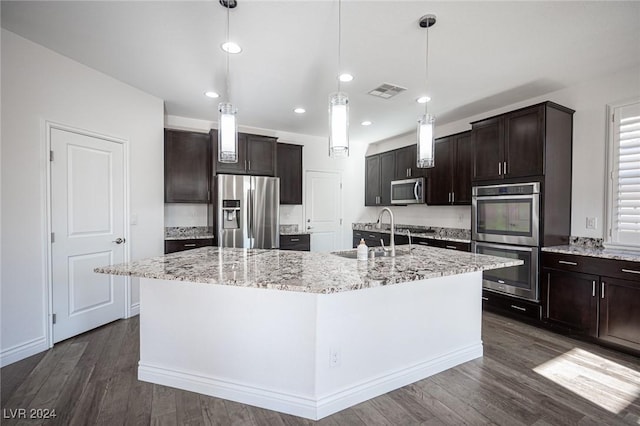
(352, 223), (470, 241)
(165, 226), (214, 240)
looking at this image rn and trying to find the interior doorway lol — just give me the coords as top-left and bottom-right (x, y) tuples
(304, 170), (342, 252)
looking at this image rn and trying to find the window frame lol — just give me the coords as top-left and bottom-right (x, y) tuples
(604, 98), (640, 250)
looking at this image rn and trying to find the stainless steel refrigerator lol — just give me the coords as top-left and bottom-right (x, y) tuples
(216, 174), (280, 249)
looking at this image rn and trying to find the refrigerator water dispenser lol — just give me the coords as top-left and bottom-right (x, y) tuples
(222, 199), (241, 229)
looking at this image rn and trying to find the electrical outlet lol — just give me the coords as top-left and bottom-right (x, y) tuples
(586, 217), (597, 230)
(329, 348), (340, 367)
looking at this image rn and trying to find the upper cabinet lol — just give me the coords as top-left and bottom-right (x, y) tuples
(471, 102), (574, 182)
(211, 131), (277, 176)
(427, 131), (472, 205)
(365, 149), (402, 206)
(277, 143), (303, 205)
(164, 129), (211, 203)
(394, 145), (422, 179)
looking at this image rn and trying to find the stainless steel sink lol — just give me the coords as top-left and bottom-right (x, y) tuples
(332, 249), (410, 259)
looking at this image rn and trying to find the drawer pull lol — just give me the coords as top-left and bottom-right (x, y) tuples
(184, 243), (197, 247)
(481, 296), (488, 301)
(290, 238), (300, 242)
(601, 282), (605, 299)
(368, 234), (377, 239)
(621, 268), (640, 275)
(417, 241), (429, 246)
(497, 279), (506, 284)
(592, 281), (596, 297)
(445, 245), (457, 250)
(558, 260), (577, 266)
(510, 305), (527, 312)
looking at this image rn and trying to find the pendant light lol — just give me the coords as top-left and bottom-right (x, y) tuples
(417, 14), (436, 169)
(329, 0), (349, 158)
(218, 0), (238, 163)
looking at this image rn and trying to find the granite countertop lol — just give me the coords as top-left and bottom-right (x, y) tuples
(542, 245), (640, 262)
(96, 245), (521, 294)
(352, 223), (471, 243)
(280, 231), (311, 236)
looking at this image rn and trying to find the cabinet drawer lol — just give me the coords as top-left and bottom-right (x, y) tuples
(413, 237), (470, 252)
(280, 234), (310, 251)
(165, 238), (214, 254)
(542, 252), (640, 282)
(482, 290), (541, 321)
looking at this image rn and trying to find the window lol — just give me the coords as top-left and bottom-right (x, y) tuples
(605, 100), (640, 249)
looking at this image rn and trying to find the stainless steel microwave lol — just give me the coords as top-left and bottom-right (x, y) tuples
(391, 177), (425, 205)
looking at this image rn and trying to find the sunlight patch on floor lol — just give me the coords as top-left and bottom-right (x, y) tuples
(533, 347), (640, 415)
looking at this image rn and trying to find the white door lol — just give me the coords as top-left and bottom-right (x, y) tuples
(50, 127), (126, 343)
(305, 170), (342, 252)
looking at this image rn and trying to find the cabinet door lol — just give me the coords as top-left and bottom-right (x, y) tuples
(543, 269), (598, 336)
(379, 151), (396, 206)
(395, 145), (418, 179)
(599, 277), (640, 351)
(164, 130), (211, 203)
(215, 133), (247, 174)
(505, 105), (544, 178)
(365, 155), (381, 206)
(276, 143), (302, 204)
(426, 136), (452, 205)
(452, 132), (472, 205)
(246, 135), (276, 176)
(472, 117), (504, 181)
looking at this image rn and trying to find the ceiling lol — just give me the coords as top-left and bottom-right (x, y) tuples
(2, 1), (639, 144)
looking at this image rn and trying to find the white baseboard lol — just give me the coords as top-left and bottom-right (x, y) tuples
(139, 343), (482, 420)
(0, 336), (49, 367)
(128, 303), (140, 318)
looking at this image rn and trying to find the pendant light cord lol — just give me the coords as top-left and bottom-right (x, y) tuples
(225, 1), (230, 103)
(424, 22), (429, 115)
(337, 0), (342, 93)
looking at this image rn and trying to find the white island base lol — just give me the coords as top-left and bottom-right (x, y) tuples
(138, 271), (483, 421)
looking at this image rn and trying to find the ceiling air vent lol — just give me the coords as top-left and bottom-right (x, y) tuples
(367, 83), (407, 99)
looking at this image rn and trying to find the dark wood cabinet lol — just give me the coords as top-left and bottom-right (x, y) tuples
(427, 131), (471, 205)
(412, 237), (470, 251)
(279, 234), (310, 251)
(482, 290), (542, 321)
(471, 102), (573, 182)
(352, 230), (408, 248)
(541, 252), (640, 353)
(212, 131), (277, 176)
(365, 155), (381, 206)
(164, 129), (211, 203)
(395, 145), (420, 179)
(379, 152), (395, 206)
(543, 269), (598, 336)
(599, 277), (640, 351)
(165, 238), (214, 254)
(276, 143), (303, 205)
(365, 146), (422, 206)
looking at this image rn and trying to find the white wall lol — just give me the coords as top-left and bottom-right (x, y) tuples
(0, 30), (164, 366)
(363, 65), (640, 237)
(165, 115), (367, 250)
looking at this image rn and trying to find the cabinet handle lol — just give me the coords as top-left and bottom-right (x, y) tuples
(503, 161), (507, 175)
(417, 241), (429, 246)
(481, 296), (488, 301)
(558, 260), (577, 266)
(184, 243), (197, 247)
(448, 193), (451, 203)
(452, 192), (455, 203)
(445, 245), (457, 250)
(621, 268), (640, 275)
(601, 282), (605, 299)
(290, 238), (300, 242)
(499, 162), (502, 175)
(592, 281), (596, 297)
(510, 305), (527, 312)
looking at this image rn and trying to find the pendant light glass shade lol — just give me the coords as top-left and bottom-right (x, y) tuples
(329, 92), (349, 157)
(417, 113), (435, 168)
(218, 102), (238, 163)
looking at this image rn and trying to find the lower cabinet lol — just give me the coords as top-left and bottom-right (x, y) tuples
(542, 252), (640, 353)
(279, 234), (310, 251)
(413, 237), (470, 252)
(482, 290), (542, 321)
(352, 231), (408, 248)
(165, 238), (214, 254)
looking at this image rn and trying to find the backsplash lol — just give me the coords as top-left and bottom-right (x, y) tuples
(353, 222), (471, 241)
(165, 226), (214, 239)
(569, 236), (604, 249)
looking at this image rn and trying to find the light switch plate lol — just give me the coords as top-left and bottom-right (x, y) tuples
(586, 217), (597, 230)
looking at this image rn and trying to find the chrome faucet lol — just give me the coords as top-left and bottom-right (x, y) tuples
(375, 207), (395, 257)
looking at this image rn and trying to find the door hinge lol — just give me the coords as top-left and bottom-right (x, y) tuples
(51, 232), (55, 243)
(49, 150), (54, 162)
(612, 113), (615, 123)
(340, 182), (343, 190)
(52, 313), (57, 324)
(340, 219), (343, 225)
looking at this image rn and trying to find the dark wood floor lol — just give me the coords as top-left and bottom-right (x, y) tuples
(2, 312), (639, 425)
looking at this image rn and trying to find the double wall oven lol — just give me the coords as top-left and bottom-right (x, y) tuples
(472, 182), (541, 302)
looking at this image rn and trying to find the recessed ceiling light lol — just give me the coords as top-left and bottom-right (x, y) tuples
(417, 96), (431, 104)
(339, 73), (354, 82)
(294, 107), (306, 114)
(221, 42), (242, 54)
(361, 120), (372, 126)
(205, 91), (220, 98)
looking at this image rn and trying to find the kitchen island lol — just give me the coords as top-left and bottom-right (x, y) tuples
(96, 245), (521, 420)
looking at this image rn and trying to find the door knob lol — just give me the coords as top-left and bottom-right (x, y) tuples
(307, 219), (311, 222)
(307, 226), (312, 230)
(112, 237), (125, 244)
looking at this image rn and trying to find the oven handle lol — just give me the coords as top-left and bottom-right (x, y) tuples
(472, 194), (540, 201)
(414, 181), (420, 201)
(472, 241), (535, 253)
